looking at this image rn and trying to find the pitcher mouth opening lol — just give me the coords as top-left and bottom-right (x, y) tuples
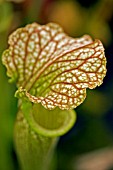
(22, 102), (76, 137)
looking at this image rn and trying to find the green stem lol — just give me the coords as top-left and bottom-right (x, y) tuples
(14, 101), (76, 170)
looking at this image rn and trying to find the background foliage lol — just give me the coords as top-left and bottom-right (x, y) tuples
(0, 0), (113, 170)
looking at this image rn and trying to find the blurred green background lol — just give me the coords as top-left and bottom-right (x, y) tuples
(0, 0), (113, 170)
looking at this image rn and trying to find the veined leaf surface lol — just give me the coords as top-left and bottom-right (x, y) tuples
(2, 23), (107, 109)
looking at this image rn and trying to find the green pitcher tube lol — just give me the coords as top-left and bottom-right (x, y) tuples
(14, 101), (76, 170)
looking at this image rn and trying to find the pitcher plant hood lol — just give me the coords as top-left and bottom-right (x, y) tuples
(2, 22), (107, 110)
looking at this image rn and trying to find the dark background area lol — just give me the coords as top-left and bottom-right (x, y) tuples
(0, 0), (113, 170)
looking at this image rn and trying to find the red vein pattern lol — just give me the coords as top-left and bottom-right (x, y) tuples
(2, 23), (107, 110)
